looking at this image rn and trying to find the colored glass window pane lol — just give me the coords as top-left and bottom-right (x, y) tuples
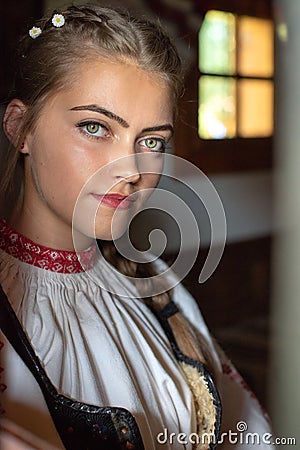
(238, 79), (274, 137)
(199, 10), (236, 75)
(199, 76), (236, 139)
(238, 16), (274, 77)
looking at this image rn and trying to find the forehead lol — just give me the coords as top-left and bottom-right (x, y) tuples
(53, 58), (174, 123)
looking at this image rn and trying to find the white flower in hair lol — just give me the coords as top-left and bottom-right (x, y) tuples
(29, 26), (42, 39)
(52, 13), (65, 28)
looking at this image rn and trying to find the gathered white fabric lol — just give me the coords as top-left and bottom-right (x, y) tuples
(0, 247), (274, 449)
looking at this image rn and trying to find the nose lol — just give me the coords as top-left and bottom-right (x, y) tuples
(110, 153), (141, 184)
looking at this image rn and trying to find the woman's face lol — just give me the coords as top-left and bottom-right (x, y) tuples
(18, 59), (174, 250)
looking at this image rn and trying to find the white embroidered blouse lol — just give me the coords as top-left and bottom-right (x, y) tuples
(0, 219), (273, 449)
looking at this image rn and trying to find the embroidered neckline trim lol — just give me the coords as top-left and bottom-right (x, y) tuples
(0, 219), (96, 274)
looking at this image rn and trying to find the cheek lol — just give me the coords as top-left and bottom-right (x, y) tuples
(140, 173), (161, 191)
(29, 137), (94, 200)
(32, 157), (83, 202)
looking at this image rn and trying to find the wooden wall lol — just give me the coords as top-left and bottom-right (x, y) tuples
(0, 1), (43, 103)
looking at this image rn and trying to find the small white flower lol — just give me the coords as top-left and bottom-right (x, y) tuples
(29, 26), (42, 39)
(52, 14), (65, 28)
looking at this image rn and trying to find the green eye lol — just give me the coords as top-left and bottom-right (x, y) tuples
(77, 120), (108, 139)
(139, 137), (166, 153)
(145, 138), (158, 149)
(86, 123), (101, 134)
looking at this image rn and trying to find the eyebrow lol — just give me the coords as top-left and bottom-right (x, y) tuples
(70, 104), (174, 136)
(70, 104), (130, 128)
(141, 125), (174, 137)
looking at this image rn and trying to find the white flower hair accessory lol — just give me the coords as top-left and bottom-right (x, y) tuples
(29, 26), (42, 39)
(52, 13), (65, 28)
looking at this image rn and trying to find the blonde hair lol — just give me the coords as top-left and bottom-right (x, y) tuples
(1, 3), (216, 377)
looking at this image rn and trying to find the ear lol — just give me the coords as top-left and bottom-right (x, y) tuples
(3, 99), (28, 151)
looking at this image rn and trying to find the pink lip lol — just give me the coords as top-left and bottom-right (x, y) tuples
(91, 193), (135, 210)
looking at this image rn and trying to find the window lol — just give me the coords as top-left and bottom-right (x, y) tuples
(173, 0), (274, 173)
(198, 11), (274, 140)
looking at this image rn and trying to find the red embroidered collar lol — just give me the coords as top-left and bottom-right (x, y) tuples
(0, 219), (97, 273)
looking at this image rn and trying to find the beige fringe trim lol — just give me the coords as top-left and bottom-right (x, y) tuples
(179, 361), (216, 450)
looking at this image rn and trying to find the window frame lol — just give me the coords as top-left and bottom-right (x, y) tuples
(173, 0), (273, 174)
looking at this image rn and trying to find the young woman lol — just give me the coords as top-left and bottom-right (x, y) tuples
(0, 4), (273, 449)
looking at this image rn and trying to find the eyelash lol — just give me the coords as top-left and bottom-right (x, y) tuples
(76, 120), (168, 153)
(138, 137), (167, 153)
(76, 120), (109, 140)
